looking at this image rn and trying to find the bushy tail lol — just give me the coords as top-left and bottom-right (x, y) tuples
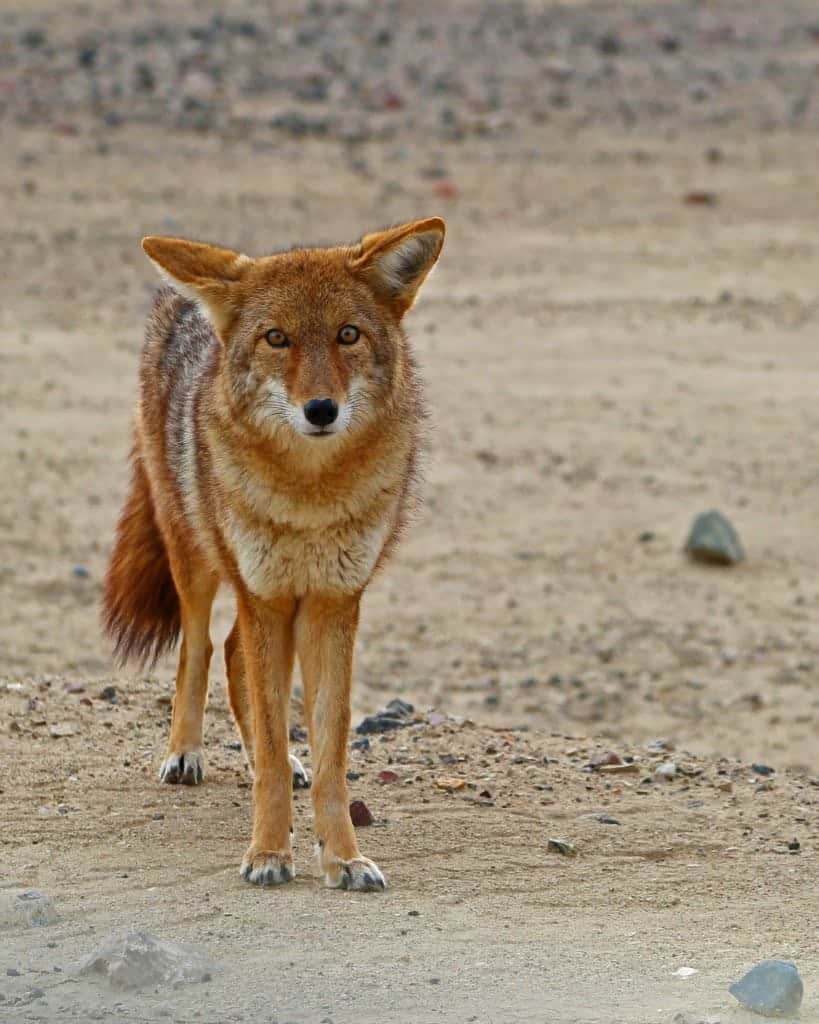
(102, 448), (181, 668)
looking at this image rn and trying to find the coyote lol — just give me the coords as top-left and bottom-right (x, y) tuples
(102, 218), (445, 890)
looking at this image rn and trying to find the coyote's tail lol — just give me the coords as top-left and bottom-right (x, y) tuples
(102, 448), (181, 668)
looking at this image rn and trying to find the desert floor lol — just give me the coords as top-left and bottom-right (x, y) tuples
(1, 2), (818, 1022)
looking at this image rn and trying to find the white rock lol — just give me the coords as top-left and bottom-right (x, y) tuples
(78, 930), (217, 990)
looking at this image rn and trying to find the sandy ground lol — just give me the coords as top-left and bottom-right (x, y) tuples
(2, 1), (819, 1022)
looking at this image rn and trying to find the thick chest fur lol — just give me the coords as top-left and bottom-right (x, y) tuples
(227, 512), (392, 598)
(209, 439), (405, 599)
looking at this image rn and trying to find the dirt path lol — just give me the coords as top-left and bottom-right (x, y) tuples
(2, 1), (819, 1021)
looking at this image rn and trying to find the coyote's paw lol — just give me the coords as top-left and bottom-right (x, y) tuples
(321, 853), (386, 892)
(240, 848), (295, 887)
(290, 753), (310, 790)
(242, 753), (309, 789)
(159, 750), (203, 786)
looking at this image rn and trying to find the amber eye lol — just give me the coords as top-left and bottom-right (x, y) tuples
(265, 328), (289, 349)
(338, 324), (360, 346)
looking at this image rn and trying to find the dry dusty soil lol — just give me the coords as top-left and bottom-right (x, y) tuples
(1, 1), (819, 1022)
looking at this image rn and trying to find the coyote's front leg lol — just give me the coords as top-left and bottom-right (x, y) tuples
(295, 592), (385, 891)
(238, 594), (298, 886)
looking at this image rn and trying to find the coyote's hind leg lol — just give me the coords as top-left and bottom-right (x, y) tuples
(159, 565), (218, 786)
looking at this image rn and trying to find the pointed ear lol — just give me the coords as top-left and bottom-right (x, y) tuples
(141, 237), (251, 332)
(350, 217), (445, 315)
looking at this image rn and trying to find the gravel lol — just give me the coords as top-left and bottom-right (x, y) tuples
(2, 2), (818, 144)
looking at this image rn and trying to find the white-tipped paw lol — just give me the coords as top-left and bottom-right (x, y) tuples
(242, 752), (309, 790)
(290, 753), (310, 790)
(322, 854), (386, 892)
(159, 750), (203, 786)
(240, 850), (295, 887)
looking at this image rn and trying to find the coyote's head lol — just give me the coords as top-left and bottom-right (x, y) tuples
(142, 219), (444, 443)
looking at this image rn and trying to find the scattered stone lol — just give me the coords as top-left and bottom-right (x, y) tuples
(71, 565), (90, 578)
(684, 511), (745, 565)
(658, 34), (681, 53)
(646, 738), (675, 754)
(593, 815), (621, 825)
(49, 723), (75, 738)
(19, 27), (46, 49)
(289, 724), (307, 743)
(349, 800), (373, 827)
(356, 699), (414, 735)
(431, 179), (459, 199)
(597, 32), (622, 56)
(787, 838), (800, 853)
(729, 960), (803, 1017)
(6, 968), (20, 976)
(597, 762), (639, 775)
(222, 740), (242, 751)
(638, 530), (656, 543)
(588, 750), (623, 769)
(378, 770), (398, 784)
(547, 838), (577, 857)
(351, 737), (370, 752)
(436, 777), (465, 791)
(64, 681), (85, 694)
(673, 967), (699, 978)
(78, 930), (217, 991)
(751, 763), (774, 776)
(0, 890), (56, 929)
(99, 685), (118, 704)
(654, 761), (677, 782)
(683, 191), (718, 207)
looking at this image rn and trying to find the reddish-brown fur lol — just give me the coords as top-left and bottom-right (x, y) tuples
(102, 218), (445, 890)
(102, 445), (181, 667)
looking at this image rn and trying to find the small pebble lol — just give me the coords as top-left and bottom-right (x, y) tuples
(349, 800), (373, 827)
(588, 750), (623, 769)
(654, 761), (677, 782)
(547, 838), (576, 857)
(684, 510), (744, 565)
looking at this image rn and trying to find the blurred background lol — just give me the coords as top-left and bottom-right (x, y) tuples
(4, 0), (819, 765)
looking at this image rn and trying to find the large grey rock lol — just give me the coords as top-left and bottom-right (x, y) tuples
(0, 889), (56, 929)
(78, 930), (217, 990)
(685, 510), (745, 565)
(729, 959), (803, 1017)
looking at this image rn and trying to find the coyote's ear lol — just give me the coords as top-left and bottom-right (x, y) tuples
(350, 217), (445, 316)
(142, 237), (251, 332)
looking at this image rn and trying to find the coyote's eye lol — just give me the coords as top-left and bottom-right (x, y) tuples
(338, 324), (360, 345)
(265, 328), (289, 349)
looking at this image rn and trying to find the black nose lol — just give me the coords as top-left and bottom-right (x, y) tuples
(303, 398), (338, 428)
